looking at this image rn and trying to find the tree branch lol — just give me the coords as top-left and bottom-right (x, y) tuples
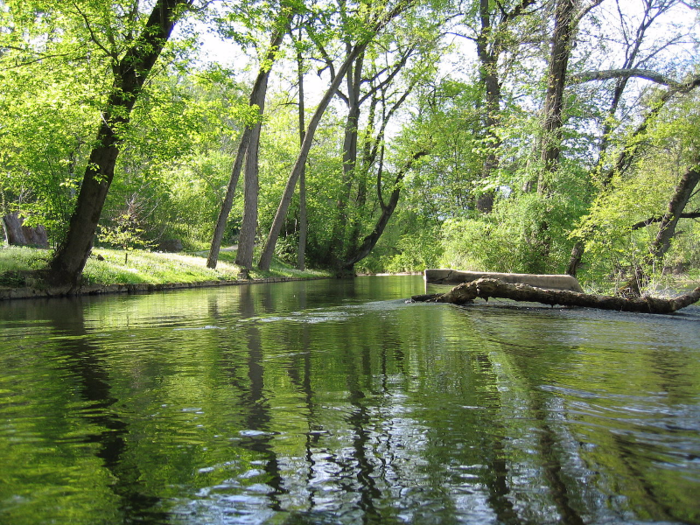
(71, 1), (116, 59)
(631, 212), (700, 231)
(569, 68), (680, 87)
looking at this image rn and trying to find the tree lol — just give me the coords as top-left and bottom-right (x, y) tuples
(340, 149), (430, 269)
(537, 0), (604, 194)
(566, 71), (700, 276)
(293, 26), (308, 271)
(565, 0), (697, 276)
(44, 0), (196, 286)
(470, 0), (539, 212)
(257, 0), (418, 271)
(207, 6), (293, 270)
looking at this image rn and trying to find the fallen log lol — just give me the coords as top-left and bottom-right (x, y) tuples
(411, 278), (700, 315)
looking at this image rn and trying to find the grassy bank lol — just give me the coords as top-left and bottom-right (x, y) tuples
(0, 246), (330, 289)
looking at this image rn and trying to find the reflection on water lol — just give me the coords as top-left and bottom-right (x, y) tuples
(1, 276), (699, 524)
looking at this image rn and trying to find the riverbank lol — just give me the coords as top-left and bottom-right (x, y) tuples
(0, 246), (331, 301)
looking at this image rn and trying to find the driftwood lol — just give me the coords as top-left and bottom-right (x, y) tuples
(412, 278), (700, 315)
(425, 269), (584, 292)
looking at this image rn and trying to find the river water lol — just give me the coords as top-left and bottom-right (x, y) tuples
(1, 276), (699, 524)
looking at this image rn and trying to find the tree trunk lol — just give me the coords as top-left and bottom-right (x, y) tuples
(257, 0), (414, 270)
(207, 128), (251, 268)
(565, 240), (585, 276)
(235, 24), (290, 270)
(649, 162), (700, 261)
(235, 120), (263, 269)
(296, 39), (307, 271)
(2, 212), (49, 248)
(328, 51), (364, 264)
(257, 43), (368, 271)
(474, 0), (536, 212)
(297, 168), (307, 270)
(566, 0), (681, 275)
(345, 96), (377, 261)
(475, 0), (500, 213)
(537, 0), (577, 195)
(49, 0), (190, 286)
(341, 151), (427, 269)
(412, 277), (700, 315)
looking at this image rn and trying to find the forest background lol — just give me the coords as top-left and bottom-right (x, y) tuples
(1, 0), (699, 294)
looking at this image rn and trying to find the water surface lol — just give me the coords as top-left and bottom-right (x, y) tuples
(1, 276), (699, 524)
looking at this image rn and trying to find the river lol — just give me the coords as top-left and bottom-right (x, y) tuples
(1, 276), (699, 524)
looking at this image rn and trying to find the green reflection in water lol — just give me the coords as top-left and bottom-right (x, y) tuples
(1, 277), (699, 524)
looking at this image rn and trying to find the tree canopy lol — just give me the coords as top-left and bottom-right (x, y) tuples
(1, 0), (698, 293)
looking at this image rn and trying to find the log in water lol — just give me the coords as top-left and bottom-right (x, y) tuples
(413, 277), (700, 314)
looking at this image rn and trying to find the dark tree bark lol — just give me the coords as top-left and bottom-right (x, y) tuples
(649, 162), (700, 260)
(341, 151), (428, 269)
(537, 0), (577, 194)
(412, 277), (700, 315)
(327, 50), (364, 262)
(49, 0), (191, 286)
(630, 211), (700, 231)
(475, 0), (536, 212)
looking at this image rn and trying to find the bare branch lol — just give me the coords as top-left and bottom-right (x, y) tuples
(569, 68), (680, 87)
(573, 0), (605, 27)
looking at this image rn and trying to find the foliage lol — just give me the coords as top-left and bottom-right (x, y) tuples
(98, 211), (151, 265)
(1, 0), (699, 285)
(572, 90), (700, 289)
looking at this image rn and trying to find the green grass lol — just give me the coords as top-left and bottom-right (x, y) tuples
(0, 245), (330, 288)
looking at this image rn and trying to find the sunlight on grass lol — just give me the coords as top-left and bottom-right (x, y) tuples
(84, 249), (243, 285)
(0, 246), (51, 273)
(0, 245), (329, 287)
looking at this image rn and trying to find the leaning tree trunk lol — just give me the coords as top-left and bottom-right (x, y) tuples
(341, 151), (427, 269)
(648, 162), (700, 261)
(257, 42), (368, 271)
(622, 160), (700, 295)
(257, 0), (414, 271)
(49, 0), (190, 287)
(208, 22), (288, 270)
(207, 128), (251, 268)
(236, 23), (290, 270)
